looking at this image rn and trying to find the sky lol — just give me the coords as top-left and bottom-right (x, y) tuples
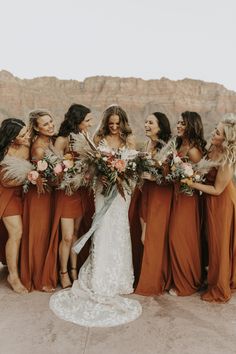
(0, 0), (236, 91)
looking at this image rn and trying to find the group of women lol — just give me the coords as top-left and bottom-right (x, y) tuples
(0, 103), (236, 326)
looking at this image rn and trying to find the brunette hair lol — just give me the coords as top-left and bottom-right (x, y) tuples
(58, 104), (91, 137)
(176, 111), (207, 153)
(152, 112), (171, 150)
(0, 118), (26, 161)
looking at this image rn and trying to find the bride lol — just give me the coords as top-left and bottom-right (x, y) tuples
(49, 105), (142, 327)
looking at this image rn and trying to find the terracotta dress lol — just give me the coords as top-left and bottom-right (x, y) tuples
(41, 188), (88, 290)
(41, 134), (95, 290)
(135, 181), (173, 295)
(0, 184), (23, 264)
(168, 186), (202, 295)
(20, 186), (53, 291)
(201, 169), (236, 303)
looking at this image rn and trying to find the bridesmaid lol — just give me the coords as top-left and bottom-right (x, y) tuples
(135, 112), (173, 296)
(20, 109), (55, 291)
(183, 113), (236, 302)
(42, 104), (94, 290)
(0, 118), (29, 293)
(169, 111), (207, 296)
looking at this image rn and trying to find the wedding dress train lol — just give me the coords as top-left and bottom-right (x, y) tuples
(49, 187), (142, 327)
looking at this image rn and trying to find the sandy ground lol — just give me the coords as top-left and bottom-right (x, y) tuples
(1, 264), (236, 354)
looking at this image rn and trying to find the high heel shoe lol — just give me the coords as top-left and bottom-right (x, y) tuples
(70, 267), (78, 281)
(59, 270), (72, 289)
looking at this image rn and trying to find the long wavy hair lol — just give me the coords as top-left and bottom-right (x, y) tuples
(0, 118), (26, 162)
(94, 105), (132, 144)
(176, 111), (207, 154)
(28, 109), (53, 141)
(220, 113), (236, 172)
(152, 112), (171, 150)
(58, 104), (91, 137)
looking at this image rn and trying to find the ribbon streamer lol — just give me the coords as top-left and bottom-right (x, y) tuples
(72, 185), (118, 254)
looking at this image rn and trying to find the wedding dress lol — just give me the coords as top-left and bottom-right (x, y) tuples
(49, 145), (142, 327)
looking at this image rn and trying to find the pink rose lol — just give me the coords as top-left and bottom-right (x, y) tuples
(114, 159), (126, 172)
(37, 160), (48, 171)
(63, 159), (74, 170)
(53, 163), (63, 174)
(27, 170), (39, 184)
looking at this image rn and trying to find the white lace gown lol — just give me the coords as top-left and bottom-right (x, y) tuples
(50, 180), (142, 327)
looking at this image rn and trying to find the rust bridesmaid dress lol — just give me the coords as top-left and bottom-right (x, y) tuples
(168, 184), (202, 295)
(135, 181), (173, 295)
(41, 134), (95, 290)
(20, 185), (53, 291)
(41, 188), (86, 290)
(201, 169), (236, 303)
(0, 184), (23, 264)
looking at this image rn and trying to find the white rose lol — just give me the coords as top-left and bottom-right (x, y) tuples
(184, 165), (194, 177)
(174, 156), (182, 164)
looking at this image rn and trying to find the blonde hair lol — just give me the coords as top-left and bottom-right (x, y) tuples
(28, 109), (52, 140)
(221, 113), (236, 172)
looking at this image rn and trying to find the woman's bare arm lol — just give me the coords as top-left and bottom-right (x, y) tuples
(184, 164), (233, 196)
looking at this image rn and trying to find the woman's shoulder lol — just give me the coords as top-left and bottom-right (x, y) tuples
(7, 145), (30, 159)
(55, 135), (68, 144)
(188, 146), (203, 163)
(31, 138), (48, 160)
(54, 135), (68, 152)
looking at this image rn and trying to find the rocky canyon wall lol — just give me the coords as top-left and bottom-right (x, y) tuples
(1, 70), (236, 139)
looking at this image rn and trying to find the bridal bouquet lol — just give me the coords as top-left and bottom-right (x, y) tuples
(165, 154), (203, 195)
(24, 152), (61, 193)
(0, 153), (59, 194)
(0, 156), (33, 187)
(179, 158), (220, 195)
(133, 138), (180, 187)
(70, 133), (139, 198)
(133, 152), (164, 186)
(93, 145), (138, 198)
(164, 140), (218, 196)
(23, 148), (77, 194)
(57, 153), (89, 195)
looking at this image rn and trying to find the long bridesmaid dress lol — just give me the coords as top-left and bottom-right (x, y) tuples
(0, 185), (23, 264)
(20, 186), (53, 291)
(135, 181), (173, 295)
(201, 169), (236, 302)
(169, 185), (202, 295)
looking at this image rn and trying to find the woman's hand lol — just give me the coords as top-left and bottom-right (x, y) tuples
(181, 178), (193, 187)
